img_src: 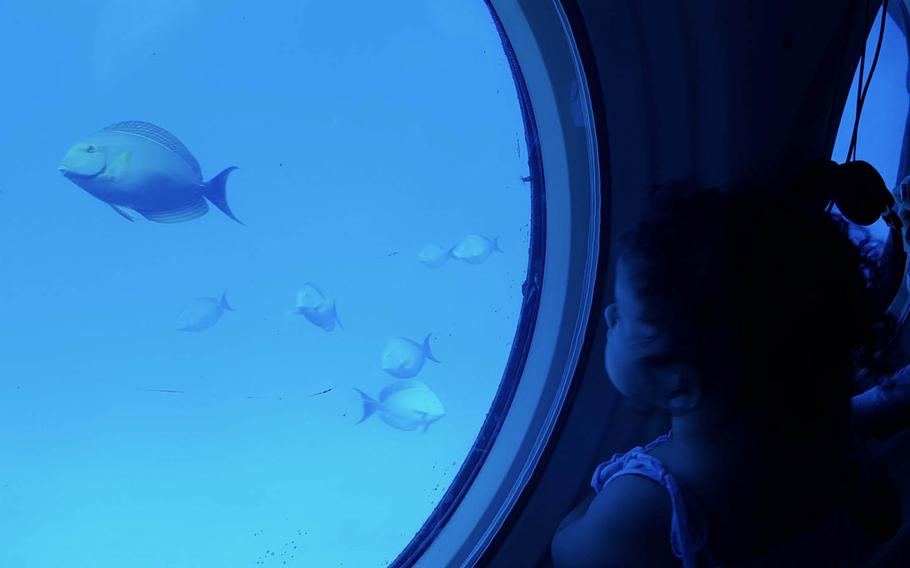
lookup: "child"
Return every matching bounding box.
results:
[551,181,899,567]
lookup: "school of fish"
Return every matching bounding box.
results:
[59,120,513,433]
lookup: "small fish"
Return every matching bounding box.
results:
[310,388,333,397]
[380,334,440,379]
[418,243,452,268]
[177,291,233,332]
[520,175,532,183]
[451,234,502,265]
[139,388,185,394]
[353,380,445,432]
[59,121,242,224]
[292,283,343,331]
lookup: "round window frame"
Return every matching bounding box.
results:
[390,1,602,566]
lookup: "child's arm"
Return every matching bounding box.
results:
[551,476,675,567]
[852,363,910,439]
[555,493,595,533]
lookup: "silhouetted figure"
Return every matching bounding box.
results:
[552,180,901,567]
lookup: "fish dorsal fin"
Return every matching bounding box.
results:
[302,282,325,298]
[104,121,202,178]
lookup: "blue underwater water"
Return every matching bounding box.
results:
[0,2,530,566]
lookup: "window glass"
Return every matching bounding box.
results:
[832,5,909,246]
[0,2,532,566]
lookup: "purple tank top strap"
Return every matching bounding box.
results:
[591,432,709,568]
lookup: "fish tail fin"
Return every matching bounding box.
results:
[219,291,234,311]
[493,236,503,252]
[423,333,440,363]
[353,388,378,423]
[333,301,345,331]
[203,166,243,225]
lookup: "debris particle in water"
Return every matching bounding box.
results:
[139,388,185,394]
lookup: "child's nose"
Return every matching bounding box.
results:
[604,304,617,329]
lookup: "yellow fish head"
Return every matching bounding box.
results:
[59,142,107,178]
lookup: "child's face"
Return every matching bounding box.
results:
[604,260,675,407]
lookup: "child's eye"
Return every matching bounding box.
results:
[86,145,96,153]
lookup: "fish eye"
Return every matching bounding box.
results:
[85,145,96,153]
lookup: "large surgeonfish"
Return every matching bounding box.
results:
[354,380,445,433]
[177,291,233,332]
[59,121,242,224]
[380,334,440,379]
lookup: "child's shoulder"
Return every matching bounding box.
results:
[552,474,677,567]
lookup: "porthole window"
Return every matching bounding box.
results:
[832,3,909,245]
[1,2,541,566]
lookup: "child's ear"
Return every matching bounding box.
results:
[656,366,702,415]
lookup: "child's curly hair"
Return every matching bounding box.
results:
[617,180,894,437]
